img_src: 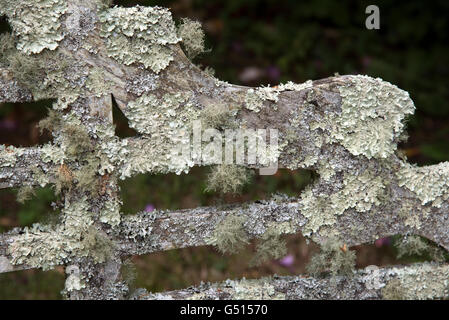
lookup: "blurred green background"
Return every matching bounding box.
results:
[0,0,448,299]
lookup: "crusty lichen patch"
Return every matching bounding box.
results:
[0,0,67,54]
[188,277,286,300]
[98,6,181,73]
[397,162,449,208]
[390,263,449,299]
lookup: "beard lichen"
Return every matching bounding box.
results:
[209,214,249,254]
[306,239,356,278]
[16,185,36,204]
[205,164,253,194]
[177,18,206,60]
[250,224,288,267]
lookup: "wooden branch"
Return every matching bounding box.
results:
[131,263,449,300]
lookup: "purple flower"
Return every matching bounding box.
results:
[375,237,391,248]
[278,254,294,267]
[145,204,155,212]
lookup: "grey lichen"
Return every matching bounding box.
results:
[98,6,181,73]
[0,0,67,54]
[177,18,206,60]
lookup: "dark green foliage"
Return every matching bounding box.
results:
[306,239,356,277]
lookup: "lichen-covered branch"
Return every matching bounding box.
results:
[132,263,449,300]
[115,185,449,258]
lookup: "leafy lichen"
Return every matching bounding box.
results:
[397,162,449,208]
[0,0,67,54]
[300,169,385,237]
[98,6,181,73]
[329,75,415,159]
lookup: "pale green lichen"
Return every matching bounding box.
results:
[397,162,449,208]
[0,0,67,54]
[86,67,113,97]
[381,279,405,300]
[327,75,415,159]
[5,49,83,100]
[300,169,385,237]
[112,92,201,177]
[395,235,447,262]
[188,277,286,300]
[209,214,249,254]
[98,6,181,73]
[177,18,205,59]
[99,197,122,227]
[200,103,238,129]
